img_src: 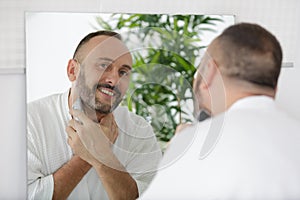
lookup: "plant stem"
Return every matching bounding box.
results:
[177,96,182,124]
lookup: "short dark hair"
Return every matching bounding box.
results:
[216,23,282,89]
[72,30,122,61]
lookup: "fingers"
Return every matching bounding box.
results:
[71,109,90,125]
[66,125,76,145]
[68,118,83,130]
[66,118,84,143]
[66,121,86,153]
[175,123,192,134]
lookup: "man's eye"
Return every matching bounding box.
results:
[119,70,130,77]
[100,63,108,68]
[98,63,110,69]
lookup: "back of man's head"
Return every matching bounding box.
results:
[213,23,282,90]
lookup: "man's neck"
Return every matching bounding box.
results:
[224,82,276,113]
[210,79,276,116]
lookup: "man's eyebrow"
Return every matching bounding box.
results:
[97,57,113,62]
[122,64,132,70]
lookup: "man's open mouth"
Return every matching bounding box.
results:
[99,88,115,97]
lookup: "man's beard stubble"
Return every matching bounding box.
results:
[75,69,123,115]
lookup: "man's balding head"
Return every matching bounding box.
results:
[209,23,282,89]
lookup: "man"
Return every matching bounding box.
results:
[27,31,162,199]
[141,23,300,199]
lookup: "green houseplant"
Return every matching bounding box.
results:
[93,14,222,145]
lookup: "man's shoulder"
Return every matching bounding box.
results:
[28,93,59,105]
[27,92,65,116]
[114,106,149,124]
[113,106,153,136]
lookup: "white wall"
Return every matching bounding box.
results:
[1,0,299,198]
[0,71,26,199]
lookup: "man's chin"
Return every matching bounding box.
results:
[95,106,112,114]
[95,103,120,114]
[93,98,122,114]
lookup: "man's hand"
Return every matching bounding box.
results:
[66,122,97,165]
[66,110,138,199]
[175,123,192,134]
[66,110,120,169]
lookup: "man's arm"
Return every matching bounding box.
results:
[92,156,138,200]
[27,136,91,200]
[52,156,91,200]
[66,111,139,199]
[65,137,138,200]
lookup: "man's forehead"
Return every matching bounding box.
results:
[81,35,131,61]
[88,35,126,48]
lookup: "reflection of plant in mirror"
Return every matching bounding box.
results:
[93,14,223,143]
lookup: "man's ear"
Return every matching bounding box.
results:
[67,59,79,81]
[200,59,217,90]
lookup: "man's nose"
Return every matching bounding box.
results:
[102,68,119,85]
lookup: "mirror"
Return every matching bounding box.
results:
[26,12,234,143]
[25,12,234,199]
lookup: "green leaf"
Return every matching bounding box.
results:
[95,17,112,30]
[93,13,224,143]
